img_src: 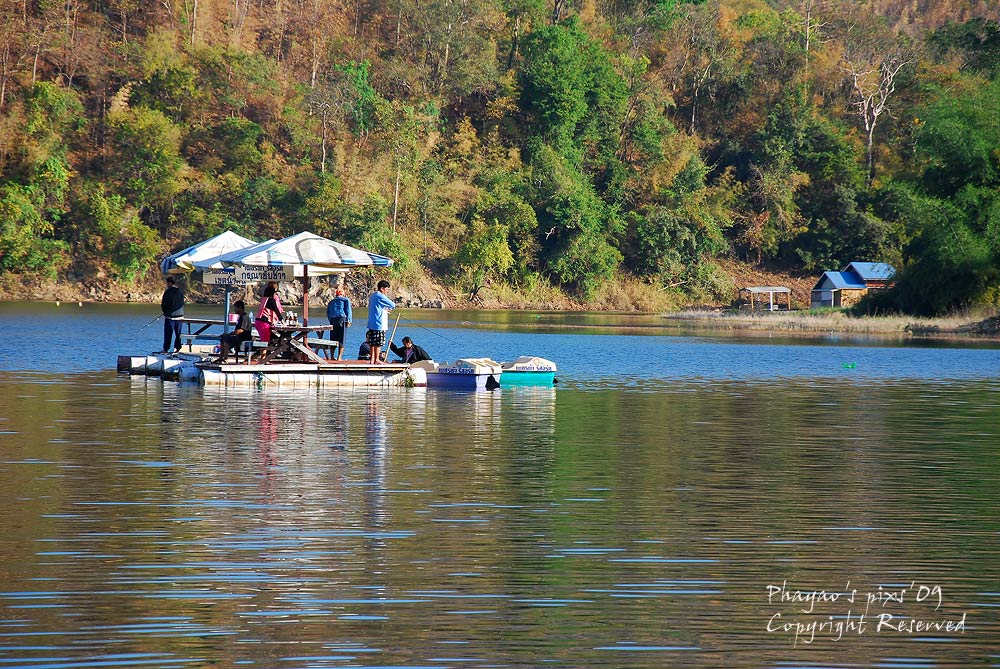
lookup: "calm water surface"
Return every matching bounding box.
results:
[0,302,998,668]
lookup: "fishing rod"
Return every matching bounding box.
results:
[135,315,161,333]
[382,314,401,362]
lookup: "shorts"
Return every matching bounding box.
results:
[366,329,386,347]
[328,317,347,345]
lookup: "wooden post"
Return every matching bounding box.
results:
[223,285,232,333]
[302,265,310,327]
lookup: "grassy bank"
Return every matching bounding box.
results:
[667,309,1000,340]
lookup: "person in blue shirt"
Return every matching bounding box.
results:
[366,279,395,364]
[325,288,352,361]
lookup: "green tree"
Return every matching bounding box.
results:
[914,79,1000,199]
[929,18,1000,76]
[471,167,539,283]
[748,91,890,269]
[456,218,515,298]
[866,79,1000,315]
[69,182,161,283]
[624,153,732,296]
[519,21,590,150]
[105,104,186,222]
[0,183,70,275]
[130,28,199,121]
[0,82,82,275]
[528,143,622,296]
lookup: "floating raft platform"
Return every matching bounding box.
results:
[119,353,424,388]
[199,360,424,388]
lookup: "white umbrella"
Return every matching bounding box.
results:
[193,238,279,273]
[159,230,258,274]
[213,231,394,326]
[215,231,393,272]
[159,230,261,333]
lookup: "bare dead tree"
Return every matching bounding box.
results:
[800,0,829,57]
[843,53,909,184]
[678,3,732,135]
[833,5,915,184]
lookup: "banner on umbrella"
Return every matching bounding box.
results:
[202,266,294,285]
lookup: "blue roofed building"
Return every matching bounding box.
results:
[810,262,896,308]
[843,262,896,288]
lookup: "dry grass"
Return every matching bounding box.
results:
[588,276,681,312]
[477,280,577,310]
[461,275,681,312]
[666,309,1000,338]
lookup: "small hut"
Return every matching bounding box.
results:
[810,262,895,308]
[739,286,792,311]
[844,262,896,289]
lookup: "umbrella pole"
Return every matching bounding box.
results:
[303,265,309,327]
[223,286,232,333]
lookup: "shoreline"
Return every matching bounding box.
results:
[664,310,1000,342]
[5,295,998,344]
[4,271,998,343]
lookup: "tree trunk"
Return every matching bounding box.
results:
[31,42,40,84]
[866,126,875,185]
[392,165,401,233]
[320,114,328,174]
[190,0,198,45]
[551,0,565,24]
[0,43,8,111]
[310,36,319,87]
[439,22,451,92]
[506,14,520,70]
[396,0,402,47]
[689,86,698,134]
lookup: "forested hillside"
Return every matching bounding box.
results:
[1,0,998,314]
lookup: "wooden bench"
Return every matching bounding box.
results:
[179,334,221,352]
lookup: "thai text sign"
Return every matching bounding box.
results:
[202,266,294,285]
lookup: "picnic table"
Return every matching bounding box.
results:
[257,323,338,364]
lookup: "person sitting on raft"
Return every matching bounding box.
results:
[389,336,431,364]
[214,300,253,363]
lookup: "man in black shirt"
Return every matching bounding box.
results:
[160,277,185,353]
[215,300,253,363]
[389,336,431,364]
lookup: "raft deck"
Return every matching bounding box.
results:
[198,359,425,388]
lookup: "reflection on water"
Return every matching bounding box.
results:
[1,370,998,668]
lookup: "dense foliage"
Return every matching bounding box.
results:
[0,0,997,312]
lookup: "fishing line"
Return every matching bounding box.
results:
[395,314,463,346]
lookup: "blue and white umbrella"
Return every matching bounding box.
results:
[206,231,394,326]
[159,230,258,274]
[209,231,393,273]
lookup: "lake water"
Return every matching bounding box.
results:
[1,302,998,668]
